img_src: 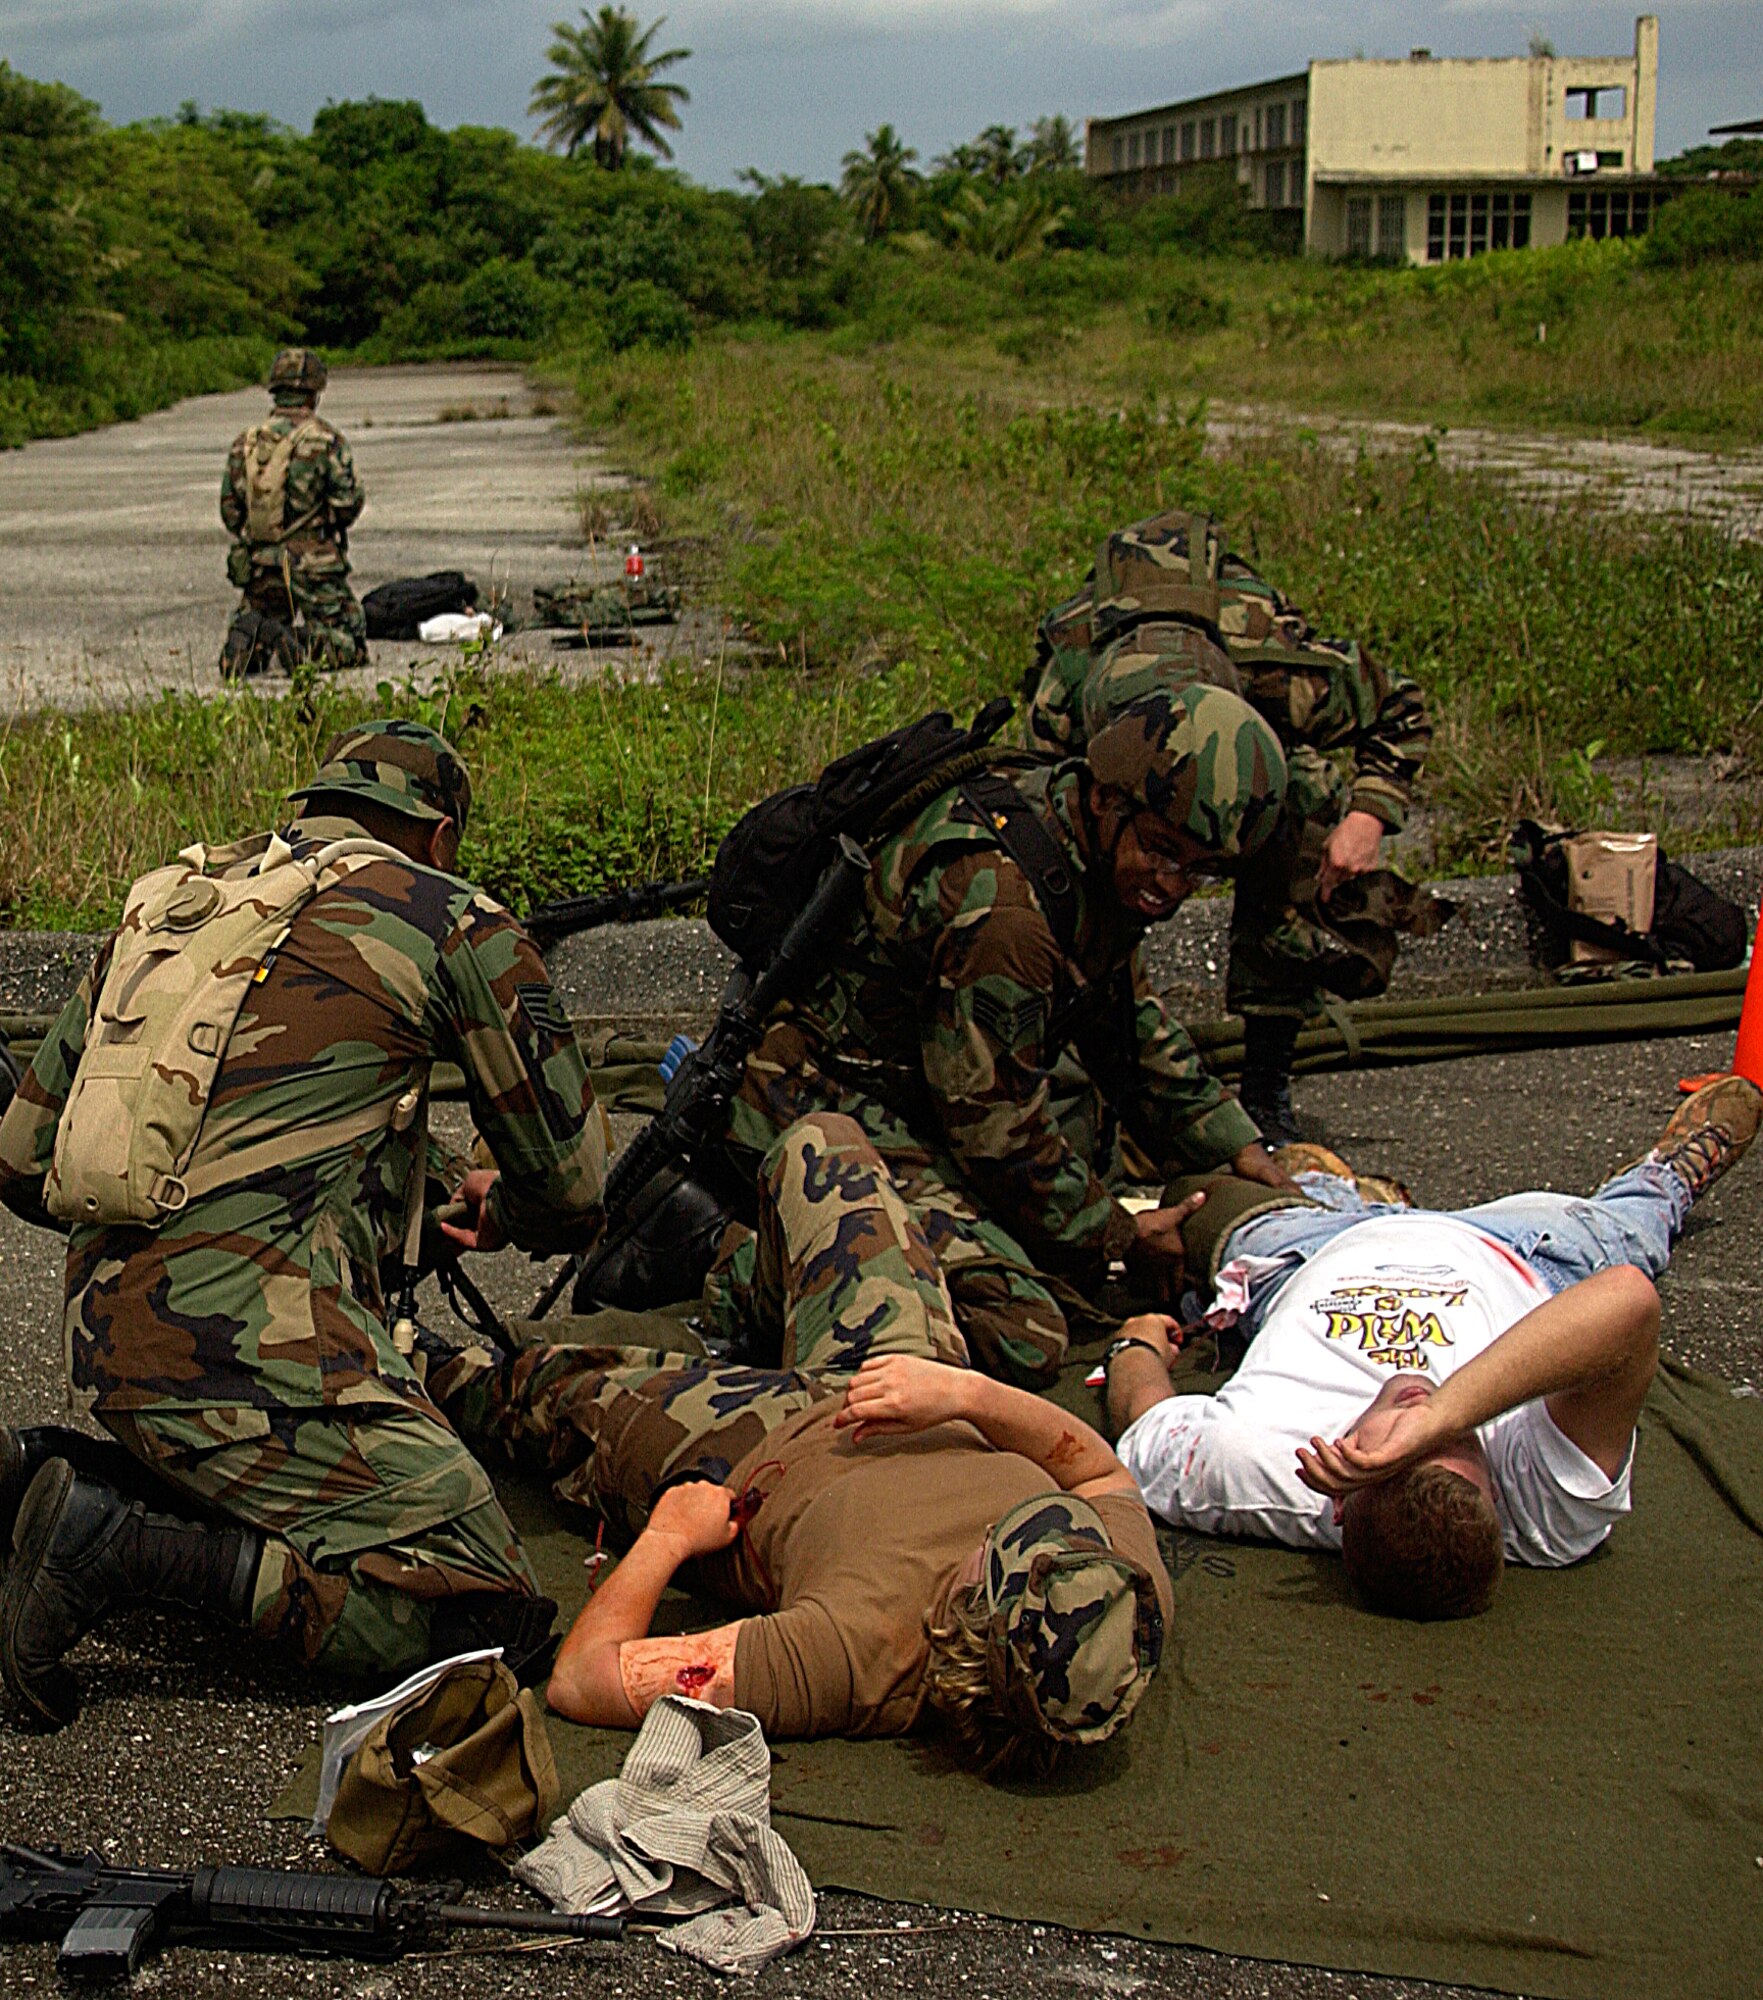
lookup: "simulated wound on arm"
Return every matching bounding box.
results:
[617,1624,741,1719]
[440,902,606,1253]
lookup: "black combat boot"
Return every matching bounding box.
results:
[430,1590,561,1688]
[0,1461,260,1729]
[0,1425,184,1552]
[1238,1014,1303,1148]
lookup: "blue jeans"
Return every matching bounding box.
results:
[1222,1162,1690,1336]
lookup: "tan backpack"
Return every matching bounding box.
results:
[240,416,325,544]
[48,834,410,1229]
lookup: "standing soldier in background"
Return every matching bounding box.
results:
[219,347,368,677]
[0,722,607,1727]
[1027,510,1442,1145]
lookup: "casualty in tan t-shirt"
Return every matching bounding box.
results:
[619,1401,1173,1740]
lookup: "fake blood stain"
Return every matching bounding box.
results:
[675,1662,717,1694]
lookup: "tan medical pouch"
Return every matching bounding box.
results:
[47,834,407,1228]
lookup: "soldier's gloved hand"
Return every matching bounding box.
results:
[1318,809,1386,901]
[439,1167,506,1254]
[1230,1141,1298,1193]
[1124,1190,1209,1303]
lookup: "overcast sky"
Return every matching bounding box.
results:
[3,2,1756,184]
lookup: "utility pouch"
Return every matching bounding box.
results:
[47,834,410,1228]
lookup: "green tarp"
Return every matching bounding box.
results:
[276,1341,1763,2000]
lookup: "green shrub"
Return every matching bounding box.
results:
[1646,187,1763,268]
[605,279,694,352]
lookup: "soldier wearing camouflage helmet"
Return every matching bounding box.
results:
[416,1105,1170,1772]
[1028,507,1441,1143]
[0,719,606,1727]
[716,685,1295,1390]
[219,347,369,678]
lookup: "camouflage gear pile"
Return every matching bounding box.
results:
[268,346,329,402]
[983,1493,1164,1746]
[287,718,474,831]
[1084,686,1287,863]
[1029,506,1437,1021]
[723,763,1261,1382]
[221,391,367,673]
[0,800,606,1672]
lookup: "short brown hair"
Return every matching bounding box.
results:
[922,1586,1061,1781]
[1341,1465,1503,1620]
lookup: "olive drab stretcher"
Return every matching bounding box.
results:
[47,835,412,1228]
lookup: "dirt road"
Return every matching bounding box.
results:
[0,364,625,714]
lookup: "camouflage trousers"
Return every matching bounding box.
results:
[430,1112,969,1538]
[104,1400,536,1676]
[728,1021,1073,1385]
[231,559,368,671]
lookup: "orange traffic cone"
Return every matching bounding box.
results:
[1684,898,1763,1093]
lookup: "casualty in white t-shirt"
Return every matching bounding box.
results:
[1115,1214,1634,1566]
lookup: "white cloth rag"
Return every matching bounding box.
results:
[514,1696,815,1977]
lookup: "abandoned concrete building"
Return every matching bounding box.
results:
[1086,15,1670,262]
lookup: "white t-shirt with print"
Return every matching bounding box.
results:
[1115,1213,1633,1567]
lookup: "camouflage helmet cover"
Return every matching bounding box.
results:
[287,718,472,832]
[268,347,328,401]
[1079,620,1241,747]
[981,1494,1164,1746]
[1085,685,1286,865]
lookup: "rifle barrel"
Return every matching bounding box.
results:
[436,1906,624,1940]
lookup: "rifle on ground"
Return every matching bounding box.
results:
[524,877,708,951]
[530,835,871,1319]
[0,1842,622,1982]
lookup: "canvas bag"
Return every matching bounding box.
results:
[47,833,410,1228]
[327,1655,559,1874]
[241,415,326,543]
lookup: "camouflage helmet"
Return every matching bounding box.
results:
[268,347,328,402]
[981,1494,1164,1747]
[287,718,472,832]
[1085,685,1286,864]
[1080,621,1241,747]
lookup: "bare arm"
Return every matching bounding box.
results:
[835,1355,1134,1499]
[1299,1265,1660,1494]
[1102,1314,1184,1438]
[546,1481,740,1726]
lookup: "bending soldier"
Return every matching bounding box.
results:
[427,1109,1170,1776]
[1027,509,1439,1142]
[219,347,368,677]
[0,721,606,1727]
[719,685,1296,1388]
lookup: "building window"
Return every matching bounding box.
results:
[1265,101,1286,149]
[1426,191,1531,261]
[1181,120,1196,162]
[1346,196,1373,256]
[1565,84,1627,120]
[1376,194,1406,258]
[1253,106,1262,150]
[1199,116,1216,159]
[1159,125,1174,165]
[1128,131,1142,169]
[1264,160,1286,207]
[1291,99,1307,148]
[1596,150,1625,169]
[1221,113,1238,154]
[1112,136,1125,173]
[1568,187,1655,240]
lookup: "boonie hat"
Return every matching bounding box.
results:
[1085,685,1286,865]
[288,718,472,832]
[981,1493,1164,1746]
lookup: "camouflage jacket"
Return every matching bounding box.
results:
[0,815,604,1419]
[733,765,1258,1266]
[220,408,365,574]
[1029,510,1432,832]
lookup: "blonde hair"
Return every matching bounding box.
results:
[921,1585,1061,1781]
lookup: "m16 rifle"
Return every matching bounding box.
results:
[0,1842,622,1982]
[524,876,708,951]
[530,835,871,1320]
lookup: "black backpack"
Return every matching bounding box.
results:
[707,698,1020,970]
[362,571,479,640]
[1511,821,1748,974]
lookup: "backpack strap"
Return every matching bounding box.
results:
[958,772,1080,956]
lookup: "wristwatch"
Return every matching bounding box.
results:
[1104,1335,1165,1370]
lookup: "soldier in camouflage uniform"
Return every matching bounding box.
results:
[0,721,606,1727]
[1027,508,1439,1143]
[219,348,368,677]
[718,685,1294,1389]
[424,1108,1170,1766]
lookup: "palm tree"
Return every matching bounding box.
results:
[529,7,690,169]
[840,124,921,241]
[1026,114,1081,174]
